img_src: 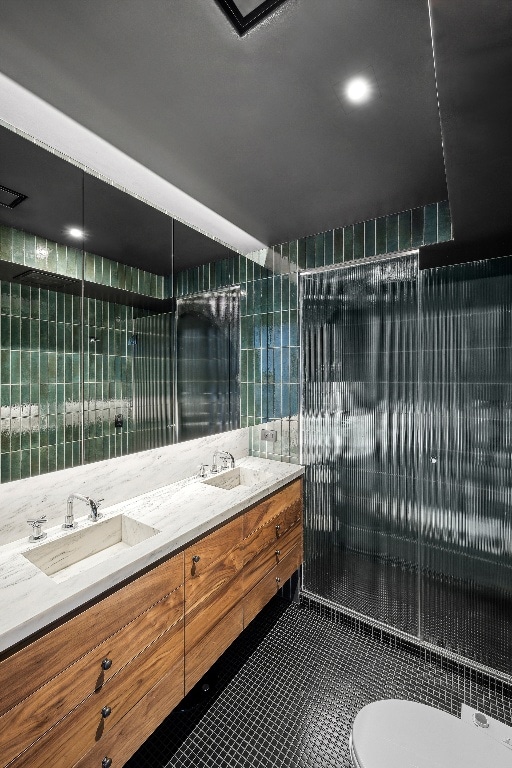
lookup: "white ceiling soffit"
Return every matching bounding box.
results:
[0,71,266,255]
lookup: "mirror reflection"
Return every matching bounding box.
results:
[176,286,240,442]
[0,124,242,484]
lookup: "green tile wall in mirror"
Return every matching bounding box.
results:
[0,125,243,483]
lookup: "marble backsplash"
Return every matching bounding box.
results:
[0,428,250,546]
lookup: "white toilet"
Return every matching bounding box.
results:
[350,699,512,768]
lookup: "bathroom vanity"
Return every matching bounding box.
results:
[0,458,303,768]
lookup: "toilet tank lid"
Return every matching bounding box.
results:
[351,699,511,768]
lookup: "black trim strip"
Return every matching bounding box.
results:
[0,183,27,209]
[214,0,290,35]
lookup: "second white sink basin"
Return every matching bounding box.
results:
[22,515,160,583]
[202,466,262,490]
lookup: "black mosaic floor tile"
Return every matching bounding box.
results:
[125,597,512,768]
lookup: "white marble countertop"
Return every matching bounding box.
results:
[0,457,303,655]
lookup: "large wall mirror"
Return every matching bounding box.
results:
[0,124,242,484]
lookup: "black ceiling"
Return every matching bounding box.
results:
[429,0,512,245]
[0,1,510,249]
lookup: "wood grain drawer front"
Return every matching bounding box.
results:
[244,522,302,596]
[71,652,185,768]
[0,551,184,719]
[0,585,183,768]
[185,515,243,612]
[185,602,243,695]
[8,617,184,768]
[185,517,243,611]
[242,479,302,539]
[243,540,303,628]
[185,569,244,654]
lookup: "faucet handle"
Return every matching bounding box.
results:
[198,464,209,478]
[27,515,47,542]
[27,515,47,525]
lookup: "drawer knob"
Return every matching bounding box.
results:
[276,577,281,583]
[192,555,200,563]
[275,550,281,556]
[102,759,113,768]
[275,524,281,531]
[101,705,112,719]
[101,658,112,671]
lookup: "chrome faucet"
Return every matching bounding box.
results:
[64,493,103,528]
[211,450,235,473]
[27,515,47,542]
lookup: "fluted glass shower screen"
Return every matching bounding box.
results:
[301,252,512,674]
[301,254,420,636]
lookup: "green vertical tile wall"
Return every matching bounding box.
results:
[83,298,144,465]
[0,223,166,483]
[0,282,82,481]
[0,280,153,481]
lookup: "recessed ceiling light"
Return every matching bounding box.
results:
[336,67,381,113]
[68,227,83,238]
[345,76,372,104]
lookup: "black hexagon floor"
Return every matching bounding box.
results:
[125,597,512,768]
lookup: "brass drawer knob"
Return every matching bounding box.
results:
[192,555,200,563]
[101,658,112,671]
[101,705,112,719]
[102,759,113,768]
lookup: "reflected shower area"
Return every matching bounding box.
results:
[133,313,174,451]
[176,287,240,442]
[301,252,512,674]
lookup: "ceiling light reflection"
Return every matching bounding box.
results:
[345,76,372,104]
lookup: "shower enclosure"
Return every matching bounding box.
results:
[301,251,512,675]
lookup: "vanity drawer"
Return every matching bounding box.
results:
[185,569,244,654]
[71,651,185,768]
[0,585,183,767]
[244,522,302,595]
[9,617,184,768]
[243,541,303,628]
[185,602,243,694]
[185,515,243,612]
[0,551,184,718]
[242,479,302,539]
[243,512,283,566]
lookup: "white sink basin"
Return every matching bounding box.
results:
[22,515,160,583]
[202,466,262,490]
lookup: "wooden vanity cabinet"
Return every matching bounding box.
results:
[0,476,303,768]
[0,553,184,768]
[242,478,303,627]
[184,515,244,694]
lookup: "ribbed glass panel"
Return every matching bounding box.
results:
[419,256,512,673]
[176,287,240,442]
[133,312,174,451]
[301,254,419,633]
